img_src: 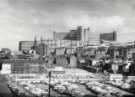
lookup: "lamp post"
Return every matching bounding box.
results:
[48,71,51,97]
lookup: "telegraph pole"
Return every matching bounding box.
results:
[48,71,51,97]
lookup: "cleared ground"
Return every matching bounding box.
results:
[0,75,14,97]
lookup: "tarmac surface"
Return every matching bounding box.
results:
[0,74,14,97]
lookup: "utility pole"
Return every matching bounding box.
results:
[48,71,51,97]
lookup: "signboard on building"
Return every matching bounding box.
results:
[52,67,65,74]
[56,48,65,55]
[66,48,74,54]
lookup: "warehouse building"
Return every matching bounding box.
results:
[19,41,35,51]
[100,30,117,43]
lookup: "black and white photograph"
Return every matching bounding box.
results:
[0,0,135,97]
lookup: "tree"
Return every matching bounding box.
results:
[0,48,12,59]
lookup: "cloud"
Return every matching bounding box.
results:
[0,0,135,50]
[64,12,125,33]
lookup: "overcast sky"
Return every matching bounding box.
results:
[0,0,135,50]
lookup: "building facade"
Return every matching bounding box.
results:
[100,31,117,43]
[19,41,35,51]
[53,26,89,42]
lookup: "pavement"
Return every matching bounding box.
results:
[0,74,14,97]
